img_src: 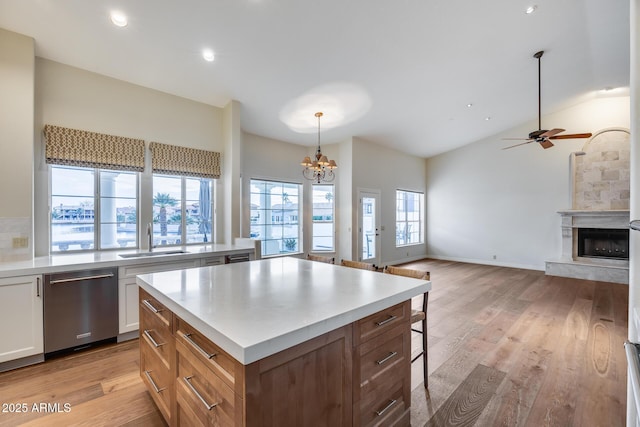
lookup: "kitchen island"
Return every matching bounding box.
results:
[137,257,431,426]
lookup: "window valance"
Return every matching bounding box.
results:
[44,124,145,172]
[149,142,221,179]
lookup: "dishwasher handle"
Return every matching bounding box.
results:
[49,273,115,285]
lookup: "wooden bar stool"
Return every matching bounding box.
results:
[384,265,430,390]
[306,254,335,264]
[340,259,378,271]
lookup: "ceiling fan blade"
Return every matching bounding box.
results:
[548,132,593,140]
[539,140,554,149]
[502,140,534,150]
[502,137,533,140]
[540,128,565,138]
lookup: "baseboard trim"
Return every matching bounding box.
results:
[423,255,544,271]
[0,353,44,373]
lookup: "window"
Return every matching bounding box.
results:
[250,179,301,256]
[312,184,334,252]
[51,165,138,252]
[152,175,213,246]
[396,190,424,246]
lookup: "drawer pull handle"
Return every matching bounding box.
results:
[144,370,165,393]
[375,315,397,327]
[376,351,398,365]
[183,376,219,410]
[375,399,397,417]
[183,333,217,359]
[143,329,164,348]
[142,299,163,314]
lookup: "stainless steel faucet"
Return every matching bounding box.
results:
[146,223,153,252]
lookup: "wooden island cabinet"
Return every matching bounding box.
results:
[137,258,429,426]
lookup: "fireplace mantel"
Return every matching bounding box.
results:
[546,209,629,284]
[558,209,629,223]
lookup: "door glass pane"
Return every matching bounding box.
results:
[362,196,376,260]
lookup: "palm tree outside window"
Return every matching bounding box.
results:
[152,174,214,246]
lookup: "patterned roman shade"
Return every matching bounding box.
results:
[149,142,221,179]
[44,124,145,172]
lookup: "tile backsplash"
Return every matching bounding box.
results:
[0,217,32,262]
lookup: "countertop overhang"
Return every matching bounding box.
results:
[136,257,431,365]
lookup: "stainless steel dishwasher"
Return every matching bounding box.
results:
[43,267,118,356]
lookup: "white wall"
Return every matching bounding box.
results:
[426,96,630,270]
[35,59,223,148]
[33,58,225,255]
[351,137,428,265]
[0,28,34,261]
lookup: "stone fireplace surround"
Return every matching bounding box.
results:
[545,210,629,284]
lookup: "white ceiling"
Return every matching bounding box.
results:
[0,0,630,158]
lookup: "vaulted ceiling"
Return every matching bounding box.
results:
[0,0,630,157]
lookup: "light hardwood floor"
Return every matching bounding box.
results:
[0,260,628,426]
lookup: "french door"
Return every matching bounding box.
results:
[358,189,381,265]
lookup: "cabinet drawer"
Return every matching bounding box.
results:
[358,379,408,427]
[141,338,173,422]
[359,326,408,386]
[176,340,241,427]
[139,288,173,330]
[175,317,243,392]
[356,301,409,344]
[140,303,174,370]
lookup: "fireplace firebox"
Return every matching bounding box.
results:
[577,228,629,260]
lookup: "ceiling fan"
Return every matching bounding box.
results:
[502,50,592,150]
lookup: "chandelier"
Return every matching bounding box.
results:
[301,112,337,183]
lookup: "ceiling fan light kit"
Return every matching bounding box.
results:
[502,50,592,150]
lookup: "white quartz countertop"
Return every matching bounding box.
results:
[136,257,431,365]
[0,243,254,278]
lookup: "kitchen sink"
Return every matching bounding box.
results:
[119,250,189,258]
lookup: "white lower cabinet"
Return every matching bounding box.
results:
[118,259,201,334]
[0,275,43,363]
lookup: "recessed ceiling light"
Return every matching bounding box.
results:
[485,117,491,121]
[525,5,537,14]
[110,11,128,27]
[467,103,473,108]
[202,49,215,62]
